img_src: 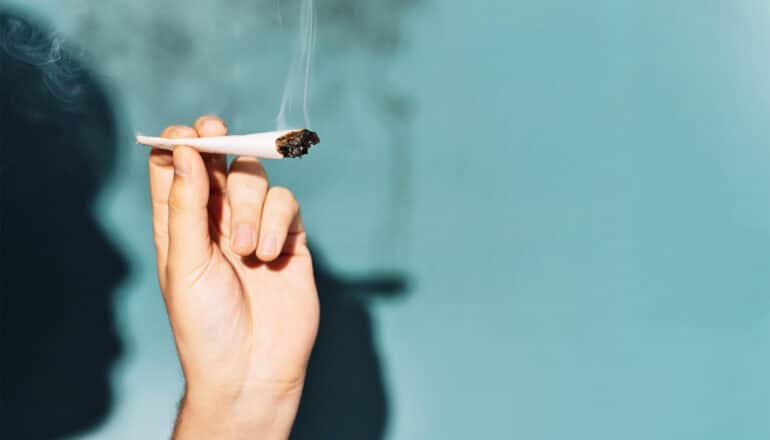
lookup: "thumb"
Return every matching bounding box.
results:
[167,145,212,282]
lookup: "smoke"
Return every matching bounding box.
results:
[275,0,316,130]
[0,13,86,106]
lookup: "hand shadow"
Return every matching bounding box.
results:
[0,10,127,439]
[291,245,409,440]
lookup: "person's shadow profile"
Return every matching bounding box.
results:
[0,9,127,439]
[0,9,408,440]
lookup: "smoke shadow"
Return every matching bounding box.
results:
[0,9,127,440]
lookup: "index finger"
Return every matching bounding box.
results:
[149,124,198,291]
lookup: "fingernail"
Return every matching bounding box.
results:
[260,235,277,257]
[235,224,255,251]
[173,150,191,176]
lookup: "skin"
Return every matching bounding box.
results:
[148,115,320,439]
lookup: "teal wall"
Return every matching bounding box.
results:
[6,1,769,438]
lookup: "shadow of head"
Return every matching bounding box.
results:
[291,245,410,440]
[0,10,127,439]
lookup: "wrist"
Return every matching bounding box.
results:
[174,381,304,439]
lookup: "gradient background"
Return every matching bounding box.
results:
[2,1,769,439]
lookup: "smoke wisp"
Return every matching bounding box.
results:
[0,13,85,105]
[275,0,316,130]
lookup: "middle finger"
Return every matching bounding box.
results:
[226,157,269,256]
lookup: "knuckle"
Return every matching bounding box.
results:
[230,156,264,171]
[270,186,298,207]
[229,176,268,197]
[161,125,196,139]
[167,190,191,211]
[148,149,172,167]
[228,161,268,191]
[231,202,261,220]
[167,197,185,213]
[195,115,227,133]
[152,235,168,256]
[269,206,297,227]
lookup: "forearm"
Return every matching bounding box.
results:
[173,386,303,440]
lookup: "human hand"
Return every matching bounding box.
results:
[148,115,319,439]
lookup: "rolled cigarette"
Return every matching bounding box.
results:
[136,129,320,159]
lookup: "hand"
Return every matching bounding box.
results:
[148,115,319,439]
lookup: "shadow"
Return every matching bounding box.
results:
[278,4,420,435]
[0,6,412,439]
[291,246,409,440]
[0,10,127,439]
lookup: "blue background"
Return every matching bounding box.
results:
[4,1,769,438]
